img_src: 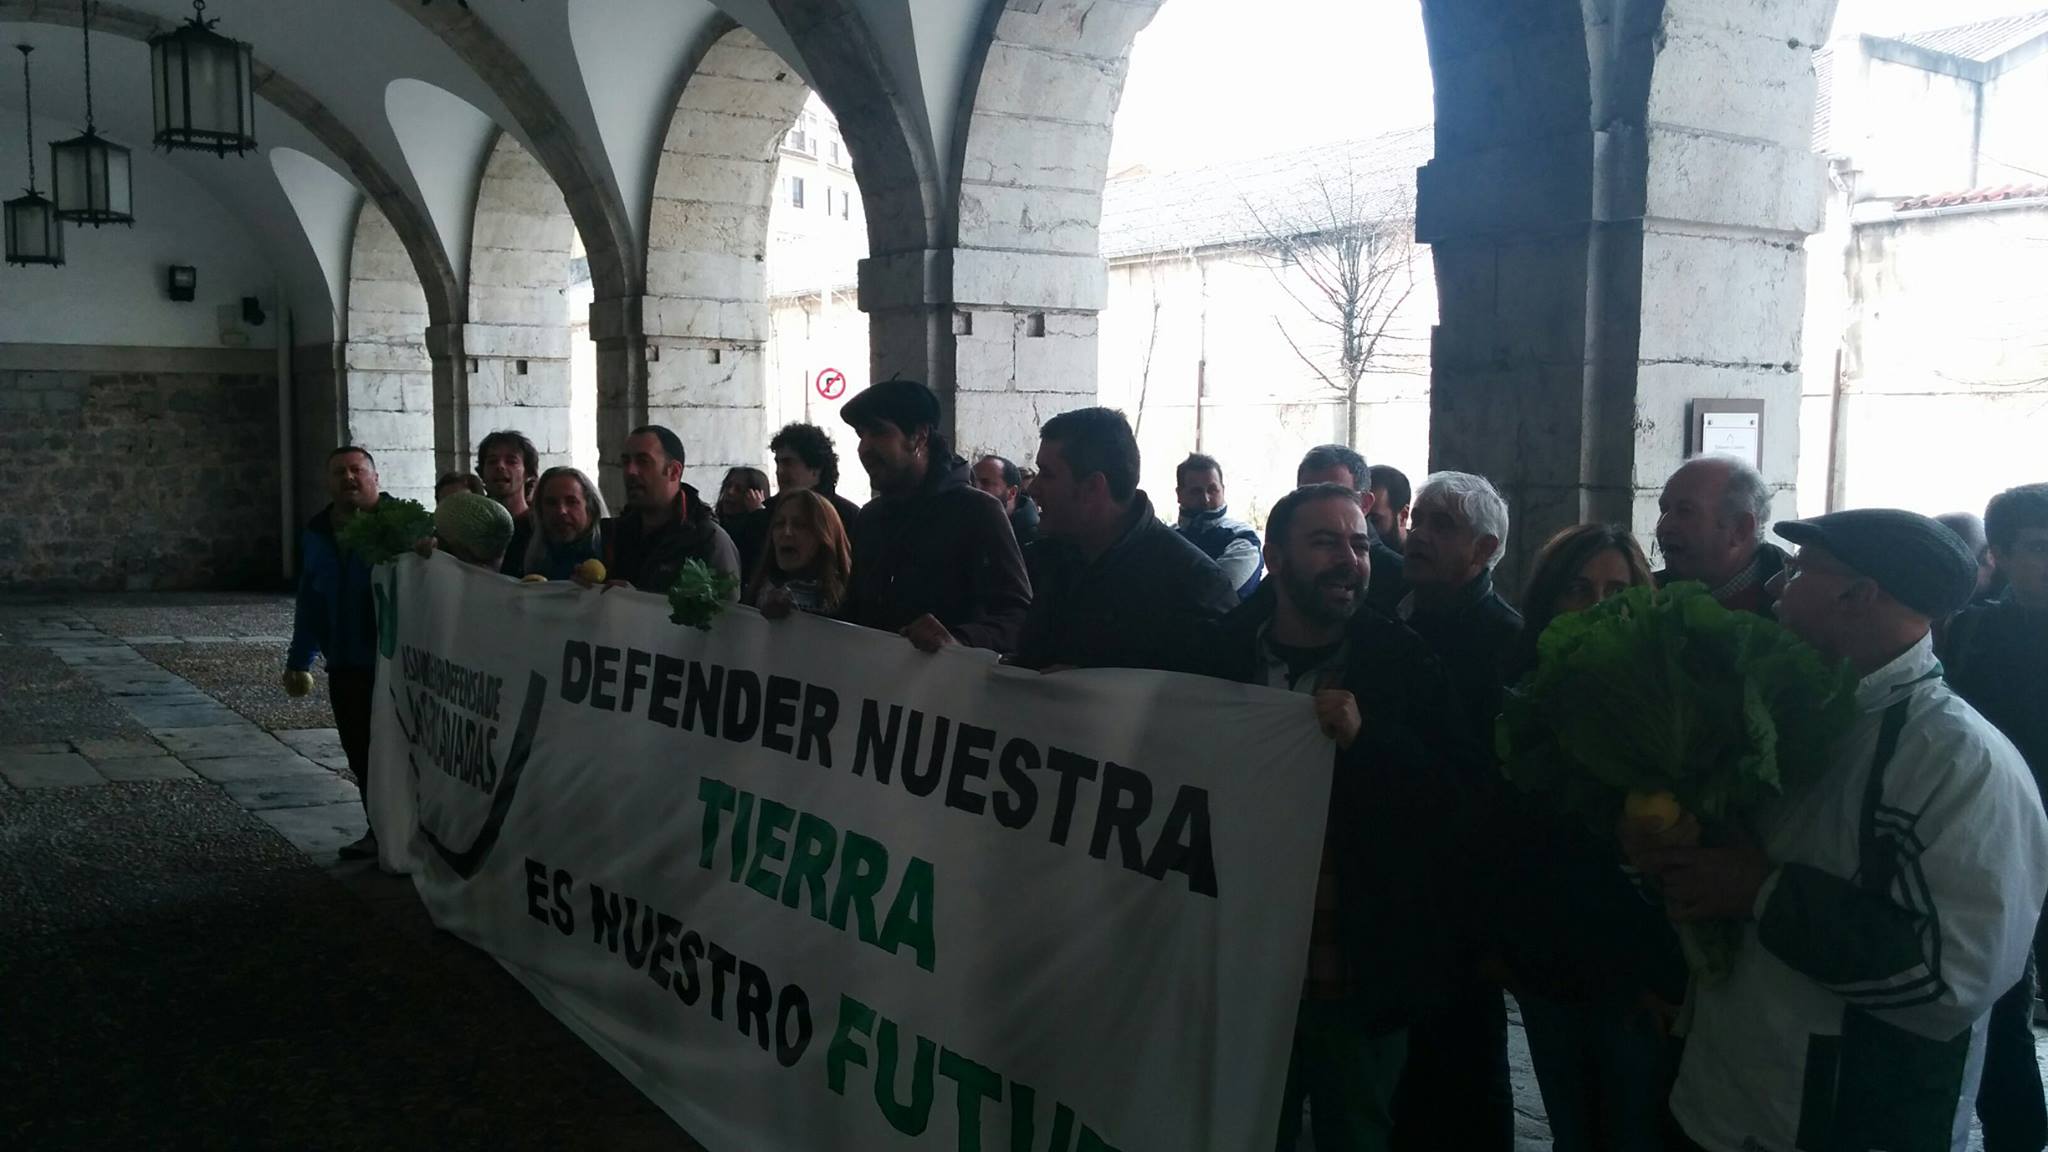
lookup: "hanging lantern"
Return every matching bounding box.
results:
[6,45,64,268]
[52,3,134,226]
[149,0,256,157]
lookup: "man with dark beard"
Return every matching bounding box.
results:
[1189,483,1481,1152]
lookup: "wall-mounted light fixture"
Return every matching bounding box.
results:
[52,3,134,227]
[167,264,197,301]
[5,45,64,268]
[149,1,256,157]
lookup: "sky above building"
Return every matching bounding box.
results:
[1108,0,2048,173]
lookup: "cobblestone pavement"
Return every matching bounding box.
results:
[2,594,2030,1150]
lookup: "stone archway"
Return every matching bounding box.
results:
[635,25,814,498]
[467,131,580,473]
[344,201,437,504]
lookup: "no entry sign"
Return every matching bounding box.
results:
[815,368,847,400]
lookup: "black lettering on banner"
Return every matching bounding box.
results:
[994,739,1040,830]
[723,670,763,744]
[551,868,576,934]
[1045,748,1100,847]
[1089,762,1151,871]
[591,645,622,711]
[902,714,948,798]
[737,961,774,1052]
[776,985,813,1068]
[1146,786,1219,898]
[684,662,723,737]
[761,675,801,755]
[525,858,551,925]
[798,684,838,767]
[674,931,704,1005]
[897,711,927,791]
[708,943,738,1021]
[854,700,900,783]
[621,648,653,714]
[649,654,685,727]
[622,897,654,969]
[553,647,599,712]
[591,884,624,951]
[648,912,682,990]
[945,723,996,816]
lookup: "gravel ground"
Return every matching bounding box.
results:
[133,641,337,733]
[0,645,147,744]
[68,593,297,640]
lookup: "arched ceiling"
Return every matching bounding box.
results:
[2,0,998,339]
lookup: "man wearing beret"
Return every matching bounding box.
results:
[839,380,1032,654]
[1629,509,2048,1152]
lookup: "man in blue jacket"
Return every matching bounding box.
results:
[284,446,387,860]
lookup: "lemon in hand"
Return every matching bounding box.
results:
[282,670,315,698]
[573,558,607,584]
[1624,790,1682,833]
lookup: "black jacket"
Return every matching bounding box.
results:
[1947,598,2048,793]
[847,457,1032,652]
[601,485,742,595]
[499,516,536,579]
[1189,596,1488,1031]
[1013,492,1238,671]
[1009,495,1040,548]
[1367,541,1408,616]
[1399,569,1523,744]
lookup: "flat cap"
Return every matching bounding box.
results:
[1775,508,1978,619]
[840,379,939,433]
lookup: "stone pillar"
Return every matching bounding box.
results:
[1418,0,1829,583]
[468,132,579,472]
[590,294,647,508]
[424,322,470,483]
[857,246,1103,458]
[343,202,439,504]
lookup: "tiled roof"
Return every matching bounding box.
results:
[1099,125,1433,260]
[1894,183,2048,211]
[1893,9,2048,63]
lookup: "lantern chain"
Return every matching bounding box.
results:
[17,44,33,191]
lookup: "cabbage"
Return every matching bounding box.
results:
[335,497,436,564]
[667,559,740,631]
[1497,581,1859,981]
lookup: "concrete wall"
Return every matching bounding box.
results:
[1980,52,2048,190]
[1092,245,1435,525]
[1823,203,2048,517]
[1848,55,1980,199]
[468,133,579,473]
[0,346,282,591]
[343,201,437,503]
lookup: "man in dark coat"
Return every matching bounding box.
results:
[1296,444,1407,615]
[597,425,741,595]
[1011,409,1236,671]
[972,454,1040,547]
[1173,451,1264,601]
[1388,469,1523,1152]
[1188,482,1484,1151]
[1654,455,1787,616]
[1951,483,2048,1152]
[841,381,1032,653]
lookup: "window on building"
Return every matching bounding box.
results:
[830,141,841,166]
[790,123,808,153]
[842,192,850,220]
[791,176,805,209]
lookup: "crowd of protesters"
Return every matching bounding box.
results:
[288,375,2048,1152]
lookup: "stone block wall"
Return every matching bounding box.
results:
[0,349,282,591]
[346,202,437,503]
[468,133,578,473]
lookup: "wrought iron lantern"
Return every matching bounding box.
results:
[5,45,64,268]
[52,3,134,226]
[149,0,256,157]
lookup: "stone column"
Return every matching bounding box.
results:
[589,294,647,508]
[424,322,470,482]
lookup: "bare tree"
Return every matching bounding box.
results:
[1243,165,1419,446]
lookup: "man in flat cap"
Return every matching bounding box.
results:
[1630,509,2048,1152]
[839,379,1032,654]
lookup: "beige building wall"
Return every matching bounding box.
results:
[1091,245,1437,527]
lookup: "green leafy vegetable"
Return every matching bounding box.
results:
[334,498,436,565]
[1497,582,1859,982]
[667,559,740,631]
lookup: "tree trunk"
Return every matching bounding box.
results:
[1344,375,1361,447]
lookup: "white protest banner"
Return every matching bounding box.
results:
[368,553,1332,1151]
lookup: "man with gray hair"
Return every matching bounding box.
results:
[1654,455,1786,616]
[1388,469,1522,1152]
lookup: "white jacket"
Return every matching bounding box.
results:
[1672,635,2048,1152]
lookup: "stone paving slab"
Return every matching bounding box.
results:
[251,801,367,859]
[130,702,248,729]
[182,753,329,785]
[0,752,107,789]
[222,773,361,811]
[152,726,291,761]
[93,756,198,783]
[275,728,344,760]
[72,738,165,761]
[5,742,73,755]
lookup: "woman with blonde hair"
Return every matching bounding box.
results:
[749,489,852,618]
[524,467,609,581]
